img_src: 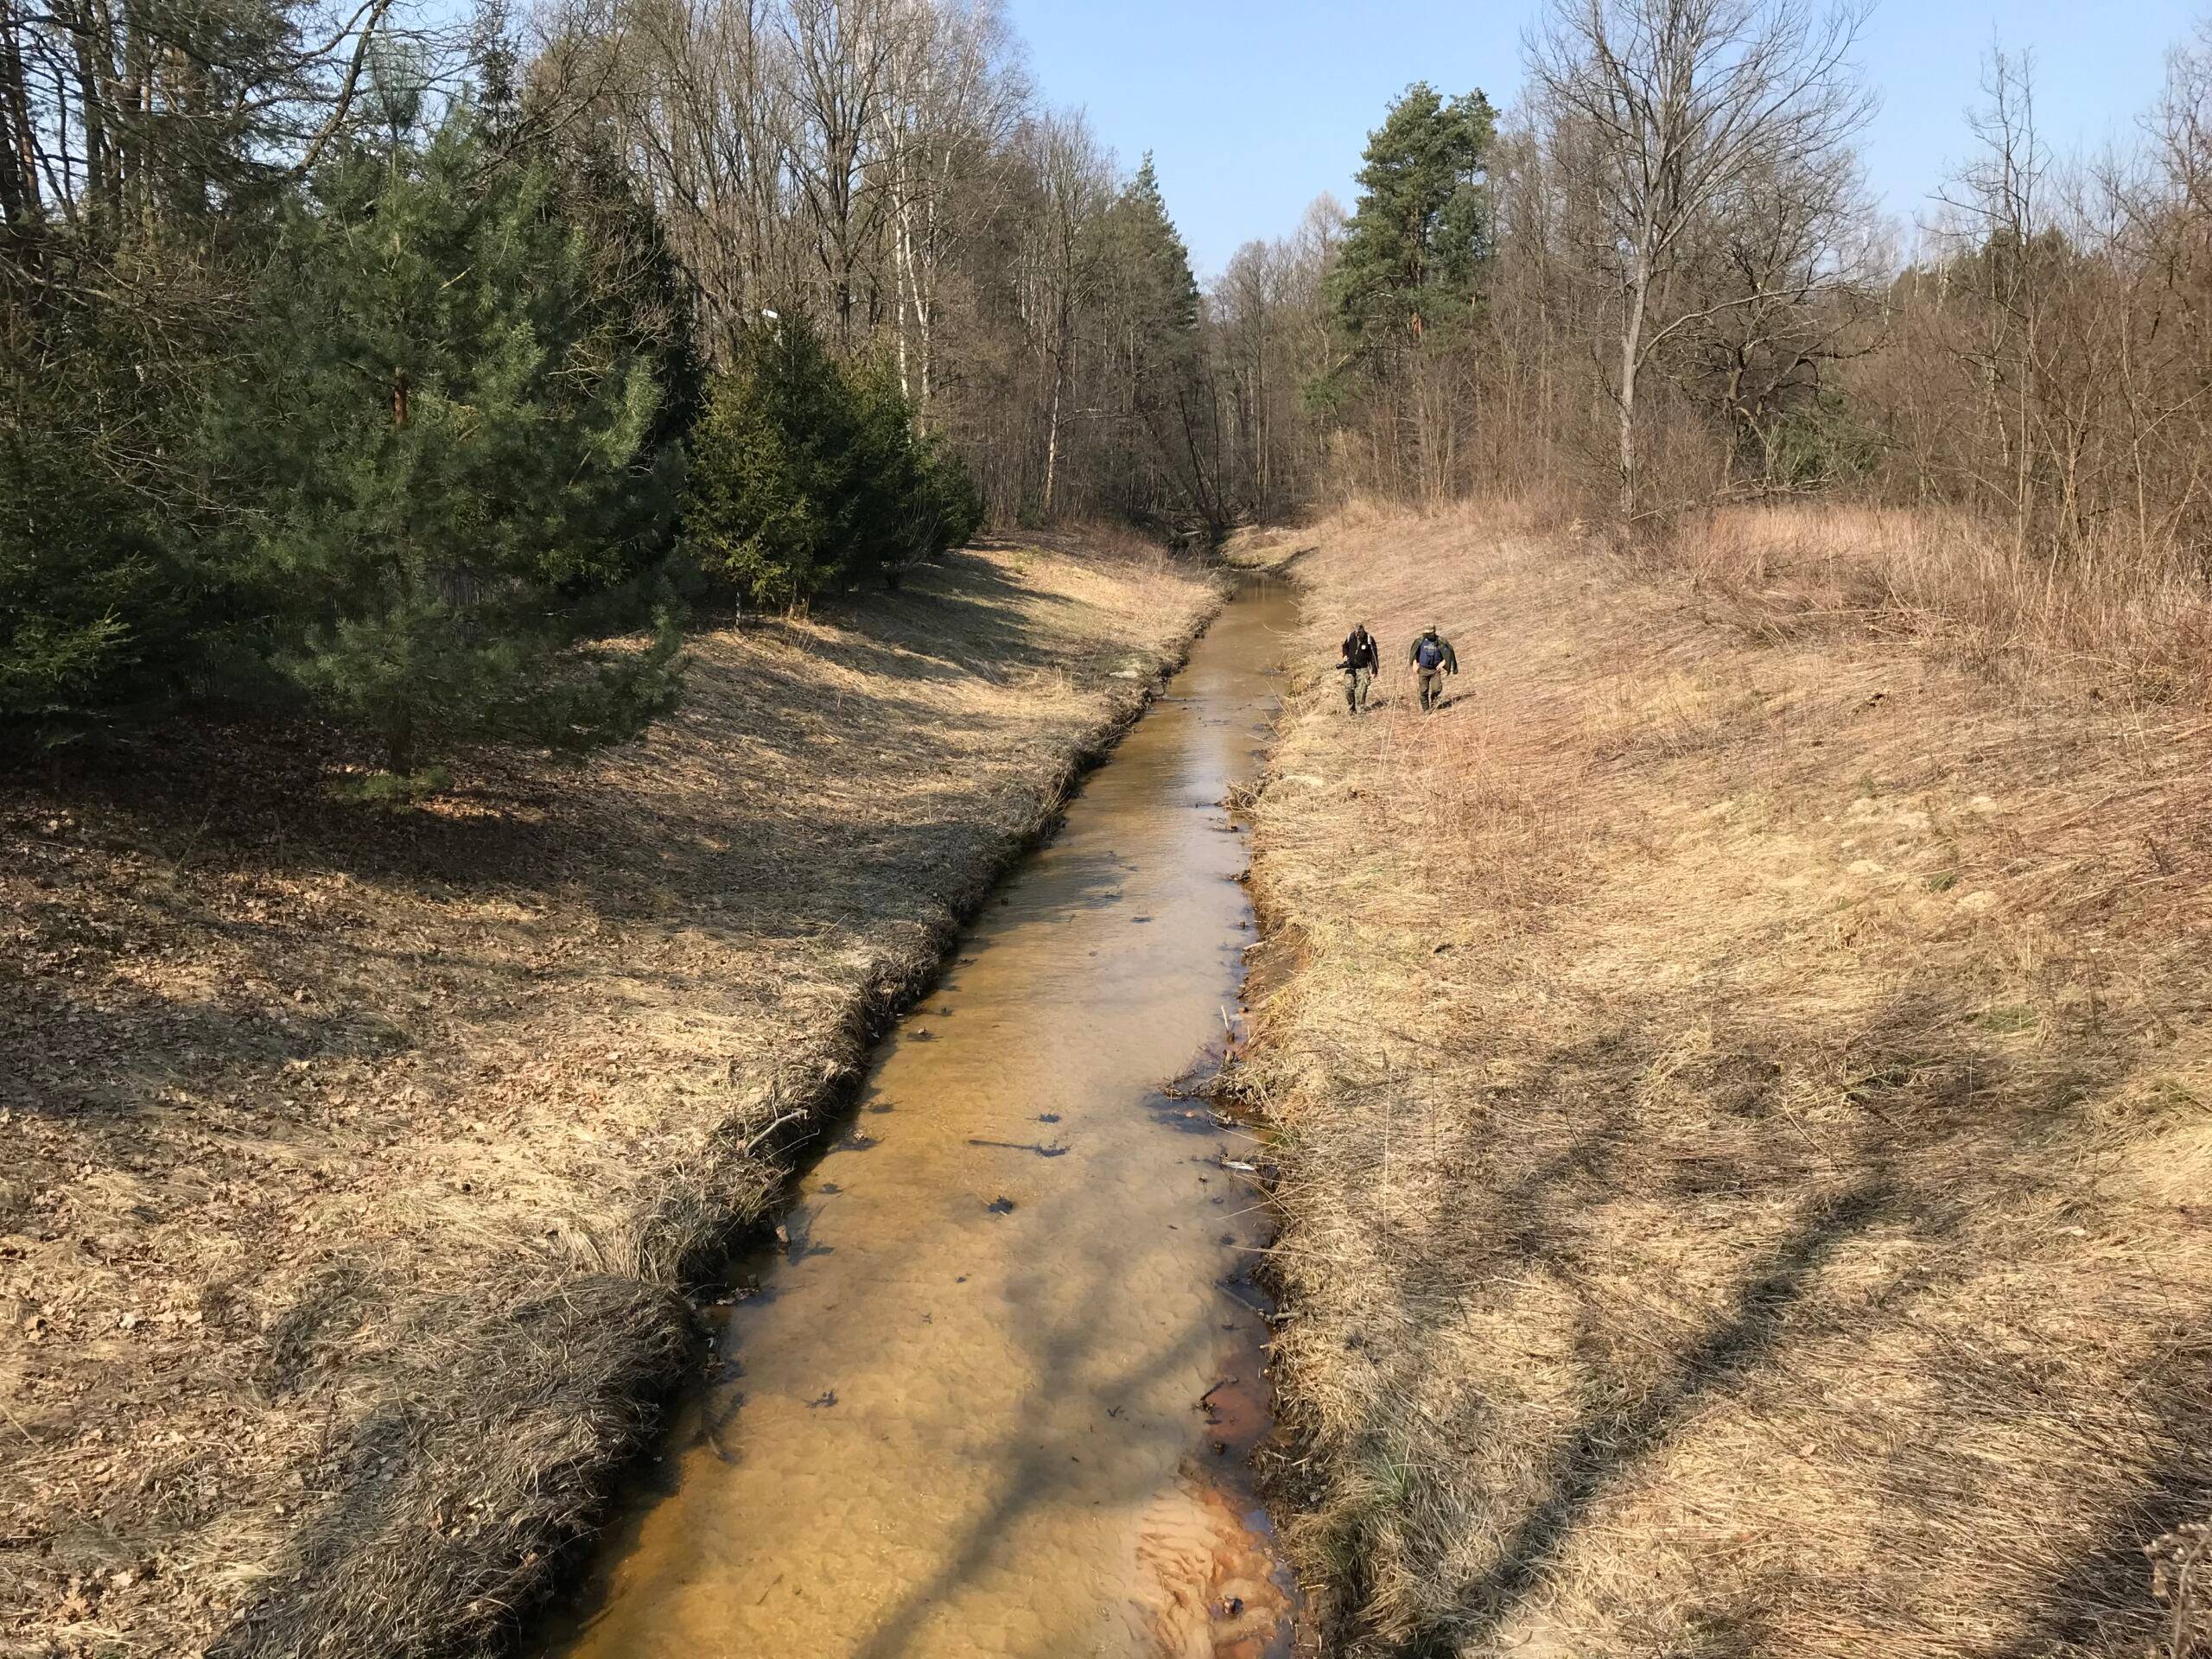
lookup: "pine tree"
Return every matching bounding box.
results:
[234,108,684,774]
[1329,84,1497,346]
[683,319,984,606]
[1096,156,1224,534]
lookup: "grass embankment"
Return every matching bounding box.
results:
[1240,507,2212,1656]
[0,536,1216,1659]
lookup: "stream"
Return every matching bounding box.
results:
[542,573,1300,1659]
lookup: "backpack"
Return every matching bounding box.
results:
[1415,638,1444,670]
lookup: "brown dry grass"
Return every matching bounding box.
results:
[0,533,1216,1659]
[1245,502,2212,1657]
[1665,503,2212,707]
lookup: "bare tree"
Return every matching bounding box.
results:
[505,0,1243,528]
[1665,141,1882,489]
[781,0,901,346]
[0,0,405,265]
[872,0,1022,427]
[1526,0,1875,516]
[1211,199,1339,519]
[1018,108,1109,515]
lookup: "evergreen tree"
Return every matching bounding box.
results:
[1096,156,1224,534]
[1328,84,1497,346]
[489,16,709,498]
[846,353,986,588]
[683,315,868,607]
[683,317,984,607]
[2,264,238,735]
[1109,156,1203,340]
[233,108,684,774]
[0,360,171,724]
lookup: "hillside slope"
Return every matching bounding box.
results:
[1245,510,2212,1656]
[0,538,1216,1659]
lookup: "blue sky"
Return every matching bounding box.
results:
[1006,0,2205,280]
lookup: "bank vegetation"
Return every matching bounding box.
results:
[1,535,1214,1656]
[1220,1,2212,1652]
[1243,501,2212,1656]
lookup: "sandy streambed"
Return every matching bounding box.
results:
[538,575,1303,1659]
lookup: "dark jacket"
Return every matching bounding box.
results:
[1340,628,1379,672]
[1408,632,1459,673]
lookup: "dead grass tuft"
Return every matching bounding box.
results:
[1669,503,2212,705]
[1247,508,2212,1657]
[0,537,1216,1659]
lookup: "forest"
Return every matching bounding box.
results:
[0,0,1224,779]
[13,0,2212,776]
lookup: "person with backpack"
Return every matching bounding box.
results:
[1408,625,1459,713]
[1338,622,1380,714]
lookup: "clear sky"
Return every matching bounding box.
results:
[1005,0,2206,280]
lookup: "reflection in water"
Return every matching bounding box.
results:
[544,577,1300,1659]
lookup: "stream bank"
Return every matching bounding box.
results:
[1239,508,2212,1656]
[2,536,1217,1659]
[536,574,1303,1659]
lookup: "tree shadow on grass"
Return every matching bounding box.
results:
[1298,960,2197,1659]
[2,540,1182,1140]
[1443,1182,1890,1644]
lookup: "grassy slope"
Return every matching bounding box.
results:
[0,537,1216,1659]
[1244,509,2212,1657]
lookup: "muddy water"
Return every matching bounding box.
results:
[545,575,1300,1659]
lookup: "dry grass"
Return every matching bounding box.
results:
[1666,503,2212,706]
[0,535,1216,1659]
[1245,503,2212,1657]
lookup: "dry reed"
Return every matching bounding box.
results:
[1668,503,2212,707]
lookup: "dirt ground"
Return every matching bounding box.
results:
[1239,509,2212,1656]
[0,537,1217,1659]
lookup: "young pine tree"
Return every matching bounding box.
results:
[238,108,684,775]
[683,315,869,608]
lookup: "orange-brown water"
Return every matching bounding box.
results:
[544,575,1300,1659]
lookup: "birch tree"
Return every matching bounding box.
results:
[1018,109,1109,515]
[872,0,1021,428]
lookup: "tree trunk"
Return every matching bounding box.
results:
[1618,248,1650,518]
[1043,360,1063,514]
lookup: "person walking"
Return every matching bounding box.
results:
[1338,622,1380,714]
[1408,625,1459,713]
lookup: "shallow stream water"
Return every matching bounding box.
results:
[543,575,1300,1659]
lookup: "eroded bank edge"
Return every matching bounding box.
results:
[214,565,1233,1659]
